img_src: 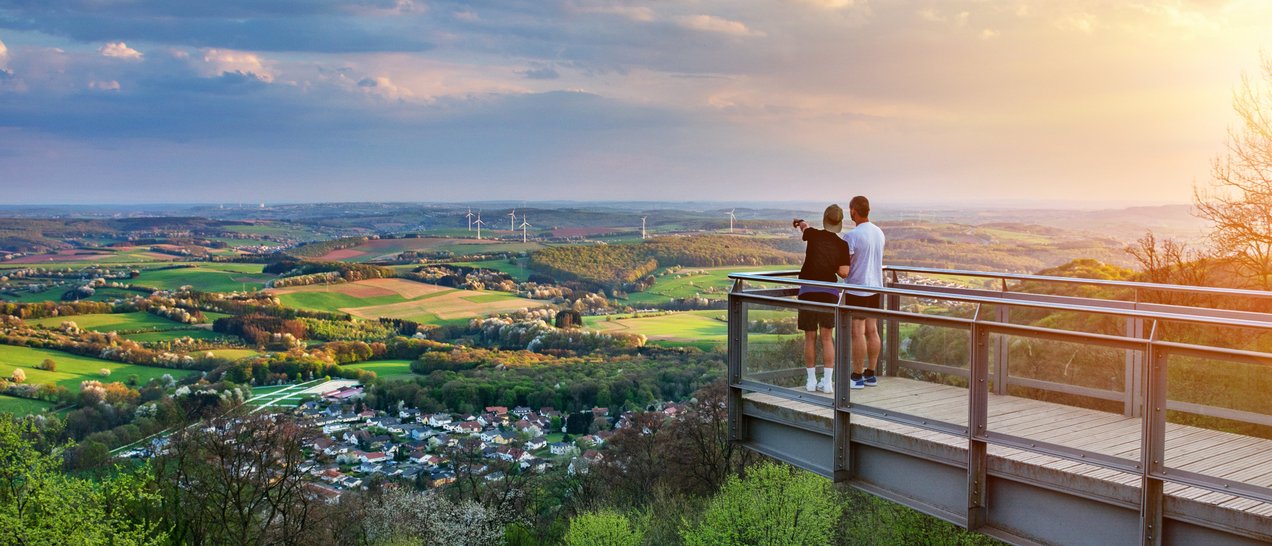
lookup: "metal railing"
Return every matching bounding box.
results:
[726,268,1272,545]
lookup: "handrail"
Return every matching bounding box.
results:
[728,273,1272,330]
[883,265,1272,300]
[729,265,1272,303]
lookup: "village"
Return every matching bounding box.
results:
[278,384,685,504]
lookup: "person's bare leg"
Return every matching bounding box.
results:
[820,325,835,370]
[865,318,881,373]
[851,319,867,375]
[804,329,818,390]
[804,330,817,369]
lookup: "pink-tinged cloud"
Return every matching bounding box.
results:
[200,49,273,81]
[676,15,764,37]
[99,41,142,60]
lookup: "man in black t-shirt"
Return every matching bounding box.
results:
[795,204,851,394]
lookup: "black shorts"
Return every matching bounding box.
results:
[797,292,837,331]
[843,293,882,319]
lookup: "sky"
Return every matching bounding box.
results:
[1,0,1270,206]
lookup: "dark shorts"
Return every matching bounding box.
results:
[797,291,837,331]
[843,293,882,319]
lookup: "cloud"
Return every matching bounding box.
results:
[356,75,411,100]
[199,49,273,82]
[88,79,120,91]
[572,4,656,22]
[520,66,560,80]
[0,38,7,64]
[676,15,764,37]
[99,41,143,60]
[1056,12,1098,34]
[980,28,998,40]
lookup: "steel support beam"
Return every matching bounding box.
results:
[968,318,990,530]
[727,284,747,447]
[833,301,853,482]
[1140,332,1166,546]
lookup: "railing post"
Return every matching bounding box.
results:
[726,282,747,446]
[1126,316,1145,417]
[993,302,1009,395]
[967,311,990,530]
[1140,327,1165,546]
[833,291,852,482]
[885,270,900,377]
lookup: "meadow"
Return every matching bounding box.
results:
[341,359,415,380]
[2,285,143,303]
[585,310,796,348]
[0,345,197,392]
[133,263,272,292]
[271,278,544,326]
[448,258,534,282]
[0,394,56,415]
[620,265,797,306]
[29,311,186,332]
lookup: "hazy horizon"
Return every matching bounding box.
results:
[2,1,1269,204]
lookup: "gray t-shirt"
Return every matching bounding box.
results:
[841,222,885,296]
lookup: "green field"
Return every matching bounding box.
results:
[208,349,262,360]
[29,311,186,332]
[1,285,143,303]
[461,292,517,304]
[273,279,544,326]
[276,291,402,312]
[449,258,534,282]
[0,345,197,392]
[342,360,415,380]
[620,265,798,306]
[134,264,272,292]
[122,329,234,342]
[585,310,795,348]
[0,394,56,415]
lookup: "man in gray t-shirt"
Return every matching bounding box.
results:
[840,196,886,389]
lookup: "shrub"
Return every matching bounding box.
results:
[681,462,836,546]
[39,358,56,371]
[564,510,644,546]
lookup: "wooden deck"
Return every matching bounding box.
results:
[740,376,1272,542]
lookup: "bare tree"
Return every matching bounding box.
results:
[1126,231,1211,301]
[1194,54,1272,289]
[157,413,322,546]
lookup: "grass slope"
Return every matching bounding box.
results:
[134,264,272,292]
[342,360,415,380]
[585,310,795,348]
[621,265,797,306]
[0,345,197,392]
[0,394,56,415]
[29,311,185,332]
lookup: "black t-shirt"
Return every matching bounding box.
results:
[799,228,850,291]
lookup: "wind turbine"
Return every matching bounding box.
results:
[641,217,647,240]
[508,209,517,231]
[727,209,737,233]
[519,215,531,243]
[474,213,485,240]
[465,208,474,231]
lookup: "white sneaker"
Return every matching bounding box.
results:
[806,376,817,391]
[819,381,834,395]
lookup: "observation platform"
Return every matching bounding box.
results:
[726,267,1272,545]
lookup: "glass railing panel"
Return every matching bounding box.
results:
[1163,349,1272,497]
[989,334,1141,464]
[739,300,816,399]
[875,299,969,430]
